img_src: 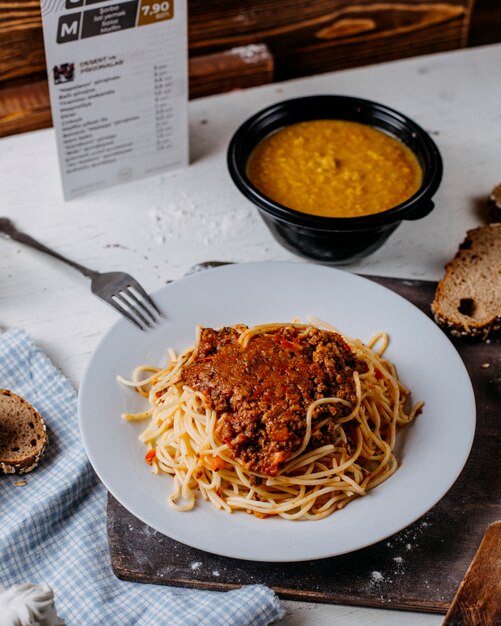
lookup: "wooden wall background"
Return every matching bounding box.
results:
[0,0,499,138]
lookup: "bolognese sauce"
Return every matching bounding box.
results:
[182,325,366,477]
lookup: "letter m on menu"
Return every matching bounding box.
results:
[57,13,82,43]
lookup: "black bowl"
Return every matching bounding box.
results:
[227,95,443,265]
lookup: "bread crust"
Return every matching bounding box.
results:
[431,223,501,340]
[0,389,48,475]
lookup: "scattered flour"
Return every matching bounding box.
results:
[190,562,202,571]
[142,525,158,537]
[149,199,253,246]
[371,571,384,583]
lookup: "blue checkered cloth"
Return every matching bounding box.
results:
[0,328,284,625]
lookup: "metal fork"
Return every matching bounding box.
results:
[0,217,162,330]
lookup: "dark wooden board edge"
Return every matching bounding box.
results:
[106,531,452,614]
[107,500,452,614]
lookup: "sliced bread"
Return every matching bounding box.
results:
[489,183,501,214]
[0,389,48,474]
[431,223,501,339]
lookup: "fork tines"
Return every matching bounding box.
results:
[110,283,162,331]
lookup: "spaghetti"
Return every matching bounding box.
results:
[119,322,422,520]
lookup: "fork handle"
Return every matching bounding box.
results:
[0,217,99,279]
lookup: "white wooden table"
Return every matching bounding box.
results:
[1,43,500,625]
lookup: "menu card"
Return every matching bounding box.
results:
[40,0,188,199]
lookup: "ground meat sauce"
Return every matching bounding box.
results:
[181,326,366,477]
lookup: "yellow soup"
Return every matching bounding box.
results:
[246,119,422,218]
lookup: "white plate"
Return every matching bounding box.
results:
[78,262,475,562]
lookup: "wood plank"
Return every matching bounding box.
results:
[0,80,52,137]
[188,44,273,98]
[443,521,501,625]
[469,0,501,46]
[0,1,46,81]
[188,0,474,81]
[187,0,472,50]
[106,274,501,613]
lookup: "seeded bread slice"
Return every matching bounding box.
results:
[0,389,48,474]
[431,223,501,339]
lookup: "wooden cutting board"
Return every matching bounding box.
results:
[443,520,501,625]
[107,274,500,613]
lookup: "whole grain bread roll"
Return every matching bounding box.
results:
[0,388,48,474]
[431,223,501,339]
